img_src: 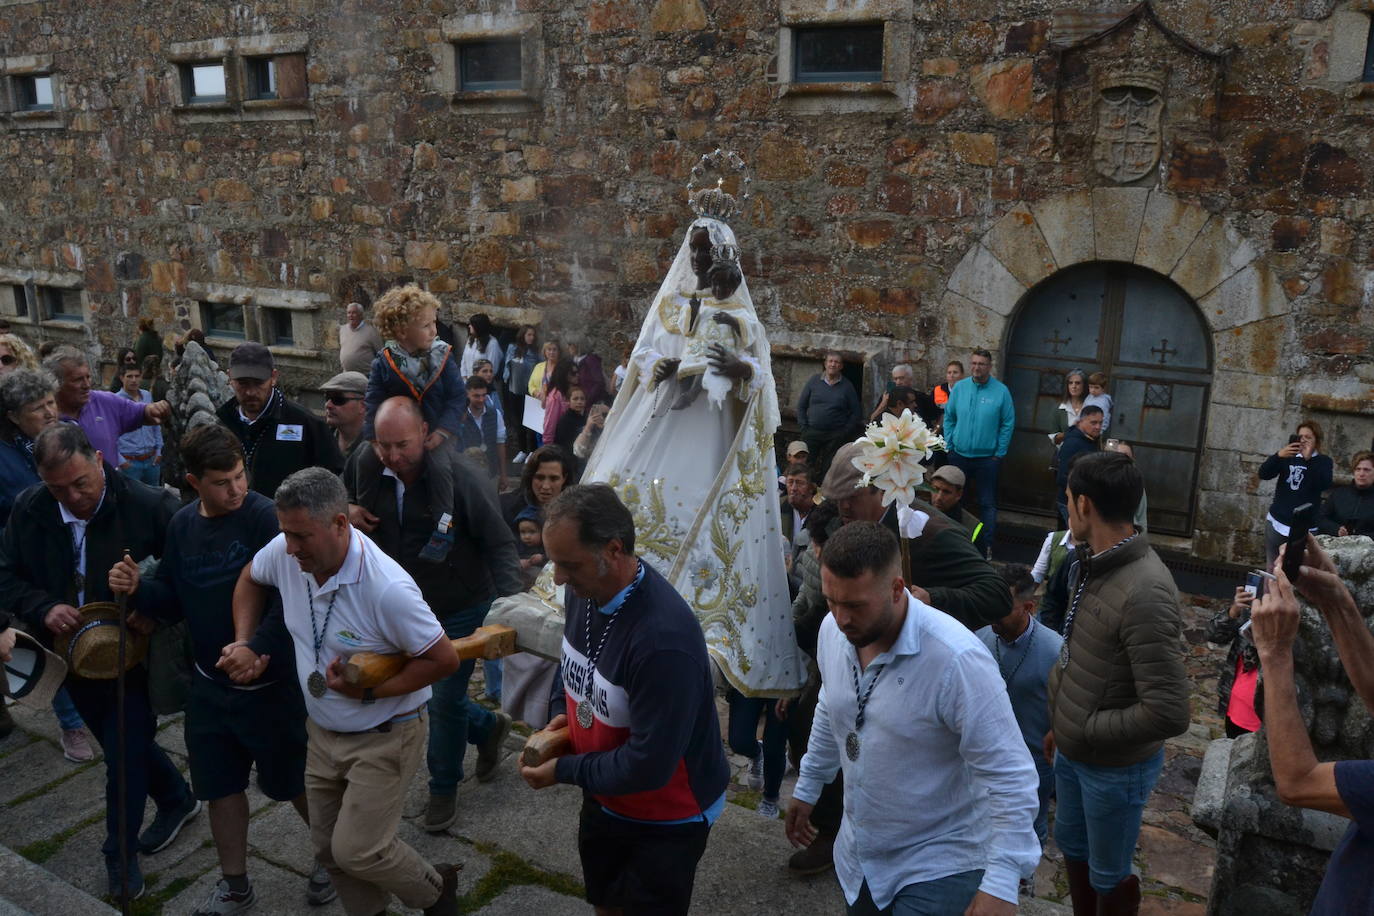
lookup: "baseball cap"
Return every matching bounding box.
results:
[322,370,368,395]
[227,342,275,380]
[820,442,871,501]
[930,465,965,489]
[786,441,809,458]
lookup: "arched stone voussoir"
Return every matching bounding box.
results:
[982,203,1059,289]
[1169,214,1260,303]
[945,243,1027,319]
[1092,187,1151,263]
[939,290,1007,352]
[1197,260,1290,333]
[1029,189,1095,269]
[1134,190,1211,278]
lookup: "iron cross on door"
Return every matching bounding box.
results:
[999,262,1213,536]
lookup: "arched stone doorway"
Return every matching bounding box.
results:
[936,188,1291,557]
[999,262,1213,536]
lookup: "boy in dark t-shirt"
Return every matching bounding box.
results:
[116,425,335,911]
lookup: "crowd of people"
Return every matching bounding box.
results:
[0,269,1369,916]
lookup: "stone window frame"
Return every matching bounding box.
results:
[434,13,544,115]
[169,34,313,124]
[773,0,912,114]
[0,55,64,130]
[189,282,330,361]
[0,267,87,330]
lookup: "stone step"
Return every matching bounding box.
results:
[0,842,117,916]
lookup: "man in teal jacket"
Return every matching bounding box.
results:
[942,348,1016,557]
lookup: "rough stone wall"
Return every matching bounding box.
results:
[2,0,1374,561]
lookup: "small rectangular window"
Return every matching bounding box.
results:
[1363,19,1374,82]
[245,53,307,101]
[15,75,55,111]
[265,308,295,347]
[39,286,82,322]
[793,24,885,83]
[456,39,523,91]
[203,301,245,339]
[7,285,27,319]
[180,62,228,104]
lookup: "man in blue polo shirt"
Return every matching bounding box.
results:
[942,348,1015,557]
[518,484,729,916]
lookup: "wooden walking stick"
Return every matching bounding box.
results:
[341,624,521,688]
[521,726,572,767]
[115,548,132,916]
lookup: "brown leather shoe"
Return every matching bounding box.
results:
[1096,873,1140,916]
[1064,858,1098,916]
[423,863,462,916]
[786,832,835,875]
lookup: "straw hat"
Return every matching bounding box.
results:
[3,631,68,708]
[53,603,147,680]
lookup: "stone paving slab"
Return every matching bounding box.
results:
[471,884,588,915]
[0,840,117,915]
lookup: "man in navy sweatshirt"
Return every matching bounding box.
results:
[112,423,334,911]
[518,484,729,916]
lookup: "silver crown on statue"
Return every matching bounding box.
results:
[711,242,741,268]
[687,149,751,223]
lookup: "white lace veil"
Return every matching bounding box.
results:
[618,217,782,433]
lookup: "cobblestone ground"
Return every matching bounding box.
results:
[0,595,1228,915]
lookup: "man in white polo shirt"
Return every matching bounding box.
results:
[223,467,462,916]
[785,521,1040,915]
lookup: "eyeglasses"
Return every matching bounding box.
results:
[0,355,16,366]
[326,393,364,405]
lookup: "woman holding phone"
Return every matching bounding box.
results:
[1318,451,1374,538]
[1206,585,1262,738]
[1258,421,1333,567]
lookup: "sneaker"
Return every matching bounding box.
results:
[746,741,764,791]
[513,451,528,465]
[475,711,512,783]
[787,830,835,875]
[105,857,146,904]
[423,793,458,833]
[757,797,780,819]
[138,796,202,854]
[192,878,256,915]
[61,728,95,763]
[306,862,336,906]
[423,862,462,916]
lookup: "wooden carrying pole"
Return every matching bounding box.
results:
[521,726,571,767]
[342,624,518,688]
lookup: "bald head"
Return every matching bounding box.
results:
[373,396,427,482]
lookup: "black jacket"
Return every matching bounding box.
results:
[1259,452,1333,527]
[880,499,1010,630]
[216,389,343,499]
[0,465,178,645]
[347,445,522,613]
[1318,485,1374,537]
[1056,426,1100,501]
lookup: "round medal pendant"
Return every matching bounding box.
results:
[845,731,860,762]
[576,700,595,729]
[307,670,328,699]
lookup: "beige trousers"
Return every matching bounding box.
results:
[305,712,441,915]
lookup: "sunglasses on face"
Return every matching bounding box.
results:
[326,393,363,406]
[0,355,16,366]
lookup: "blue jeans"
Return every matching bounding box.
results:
[120,458,160,487]
[847,870,984,915]
[65,673,190,863]
[725,688,788,801]
[1032,752,1054,847]
[51,685,84,730]
[948,453,1000,556]
[1053,749,1163,893]
[482,658,502,701]
[427,600,497,795]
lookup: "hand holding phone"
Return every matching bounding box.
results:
[1282,503,1317,582]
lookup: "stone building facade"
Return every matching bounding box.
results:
[2,0,1373,562]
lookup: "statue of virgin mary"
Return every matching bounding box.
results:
[493,152,805,702]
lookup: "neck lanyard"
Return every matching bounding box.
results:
[304,577,340,698]
[1059,533,1137,669]
[994,623,1036,683]
[843,660,887,761]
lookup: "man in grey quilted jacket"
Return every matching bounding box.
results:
[1045,451,1190,916]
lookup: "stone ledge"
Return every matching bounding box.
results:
[0,843,116,915]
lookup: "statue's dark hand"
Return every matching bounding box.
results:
[712,311,741,334]
[707,344,753,381]
[653,358,681,384]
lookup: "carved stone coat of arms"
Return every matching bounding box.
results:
[1092,74,1164,183]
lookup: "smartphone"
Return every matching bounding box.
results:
[1245,569,1276,600]
[1282,503,1317,581]
[1289,434,1301,445]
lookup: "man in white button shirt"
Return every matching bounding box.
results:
[224,467,462,916]
[786,521,1040,915]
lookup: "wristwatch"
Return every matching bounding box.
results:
[361,687,376,706]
